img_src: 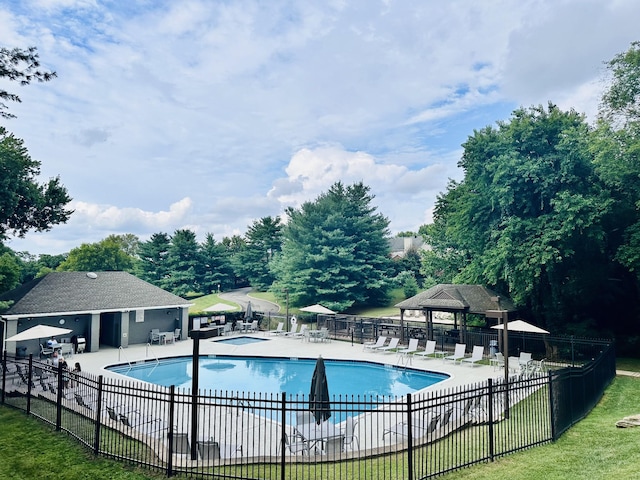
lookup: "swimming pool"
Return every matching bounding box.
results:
[107,355,449,398]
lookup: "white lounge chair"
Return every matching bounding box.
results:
[378,337,400,353]
[293,324,308,339]
[414,340,446,359]
[461,345,484,366]
[268,322,284,335]
[444,343,466,363]
[363,336,387,351]
[396,338,419,357]
[283,323,299,337]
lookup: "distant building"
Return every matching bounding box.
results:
[388,235,427,259]
[1,271,192,355]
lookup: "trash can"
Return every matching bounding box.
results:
[489,340,498,357]
[75,336,86,354]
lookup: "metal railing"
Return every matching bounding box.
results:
[1,338,615,480]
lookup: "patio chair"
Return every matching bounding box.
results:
[377,337,400,353]
[172,432,191,455]
[342,417,360,450]
[282,432,310,456]
[318,327,330,342]
[173,328,181,341]
[197,440,220,462]
[222,323,233,336]
[491,352,505,370]
[40,343,54,358]
[75,393,95,410]
[268,322,284,335]
[461,345,484,366]
[444,343,466,363]
[149,329,161,345]
[324,435,345,456]
[363,336,387,351]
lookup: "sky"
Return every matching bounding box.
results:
[2,0,639,255]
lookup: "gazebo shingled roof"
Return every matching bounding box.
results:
[395,284,517,343]
[395,284,516,314]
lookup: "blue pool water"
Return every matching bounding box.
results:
[107,355,449,398]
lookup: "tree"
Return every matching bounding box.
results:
[233,216,282,291]
[271,182,392,312]
[0,252,20,293]
[0,127,71,240]
[57,236,134,272]
[199,233,235,293]
[428,104,611,331]
[0,46,56,119]
[136,232,171,286]
[162,229,200,296]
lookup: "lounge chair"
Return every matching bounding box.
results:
[268,322,284,335]
[293,324,308,339]
[444,343,466,363]
[283,323,299,337]
[414,340,446,359]
[382,412,441,441]
[397,338,419,357]
[377,337,400,353]
[461,345,484,366]
[363,336,387,351]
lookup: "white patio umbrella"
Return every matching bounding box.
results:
[491,319,549,334]
[203,303,238,312]
[300,304,336,315]
[6,324,73,342]
[491,319,549,352]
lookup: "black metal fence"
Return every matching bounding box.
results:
[1,338,615,480]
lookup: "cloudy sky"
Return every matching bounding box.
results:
[2,0,639,255]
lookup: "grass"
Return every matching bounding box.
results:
[3,374,638,480]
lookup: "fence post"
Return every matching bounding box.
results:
[280,392,286,480]
[548,371,557,441]
[93,375,104,454]
[167,385,175,477]
[406,393,413,480]
[487,379,494,461]
[56,360,63,430]
[26,354,33,414]
[1,351,6,405]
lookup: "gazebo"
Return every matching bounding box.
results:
[395,284,517,344]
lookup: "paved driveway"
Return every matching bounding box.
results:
[218,287,280,314]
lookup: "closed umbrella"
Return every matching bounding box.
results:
[244,301,253,321]
[309,356,331,424]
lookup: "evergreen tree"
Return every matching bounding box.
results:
[234,216,282,291]
[162,229,200,296]
[271,182,391,312]
[136,232,171,286]
[199,233,235,293]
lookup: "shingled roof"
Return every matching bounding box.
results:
[395,284,516,315]
[0,271,190,317]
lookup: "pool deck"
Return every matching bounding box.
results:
[74,333,502,392]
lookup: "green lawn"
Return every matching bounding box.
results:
[2,375,638,480]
